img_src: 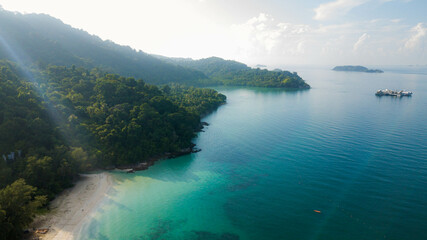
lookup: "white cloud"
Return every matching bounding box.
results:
[391,19,402,23]
[231,13,311,56]
[379,0,412,3]
[229,12,425,65]
[404,23,427,50]
[353,33,370,51]
[314,0,413,21]
[314,0,369,21]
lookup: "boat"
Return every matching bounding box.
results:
[375,89,412,97]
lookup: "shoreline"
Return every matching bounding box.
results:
[113,122,208,172]
[29,122,211,239]
[30,172,113,240]
[114,144,201,172]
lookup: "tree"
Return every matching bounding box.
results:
[0,179,47,240]
[24,156,55,195]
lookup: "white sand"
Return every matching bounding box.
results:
[32,172,113,240]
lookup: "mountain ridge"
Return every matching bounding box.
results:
[0,8,309,88]
[0,9,208,85]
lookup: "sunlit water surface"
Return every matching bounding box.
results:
[79,67,427,240]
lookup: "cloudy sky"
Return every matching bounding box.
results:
[1,0,426,66]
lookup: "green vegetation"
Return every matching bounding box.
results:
[0,61,225,238]
[0,179,47,240]
[0,8,308,237]
[0,9,208,85]
[0,9,309,89]
[332,65,384,73]
[164,57,310,89]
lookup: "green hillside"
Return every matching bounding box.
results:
[0,9,208,85]
[0,9,309,88]
[162,56,310,89]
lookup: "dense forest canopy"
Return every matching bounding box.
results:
[0,61,225,239]
[161,56,311,89]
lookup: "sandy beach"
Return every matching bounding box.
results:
[31,172,113,240]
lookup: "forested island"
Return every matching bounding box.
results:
[332,66,384,73]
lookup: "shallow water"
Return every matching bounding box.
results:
[79,67,427,240]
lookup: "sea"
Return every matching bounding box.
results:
[78,66,427,240]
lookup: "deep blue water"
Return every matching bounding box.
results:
[79,67,427,240]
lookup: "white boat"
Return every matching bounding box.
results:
[375,89,412,97]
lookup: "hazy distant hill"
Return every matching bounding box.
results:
[160,56,310,89]
[0,9,208,85]
[332,65,384,73]
[0,8,309,88]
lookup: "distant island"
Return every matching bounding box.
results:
[332,66,384,73]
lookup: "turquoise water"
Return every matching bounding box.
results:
[79,68,427,240]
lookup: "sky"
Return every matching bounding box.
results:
[0,0,426,67]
